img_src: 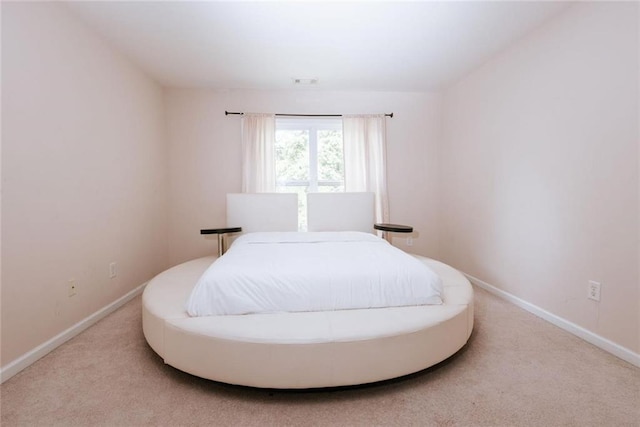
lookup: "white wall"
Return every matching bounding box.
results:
[1,3,169,365]
[441,2,639,353]
[165,89,442,266]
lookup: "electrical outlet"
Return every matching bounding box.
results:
[587,280,601,302]
[109,262,117,279]
[68,279,77,297]
[406,237,413,246]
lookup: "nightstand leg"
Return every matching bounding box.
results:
[217,234,224,257]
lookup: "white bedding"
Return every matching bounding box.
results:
[186,232,443,316]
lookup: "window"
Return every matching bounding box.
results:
[240,113,388,225]
[275,118,344,230]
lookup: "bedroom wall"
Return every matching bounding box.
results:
[1,3,169,366]
[440,2,639,353]
[165,89,442,266]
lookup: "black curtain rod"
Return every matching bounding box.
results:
[225,110,393,118]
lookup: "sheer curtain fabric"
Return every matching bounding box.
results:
[343,115,389,223]
[241,113,276,193]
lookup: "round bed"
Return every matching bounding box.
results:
[142,254,474,389]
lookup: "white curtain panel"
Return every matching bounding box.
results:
[241,113,276,193]
[343,115,390,223]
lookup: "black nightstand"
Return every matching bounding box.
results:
[200,227,242,256]
[374,223,413,243]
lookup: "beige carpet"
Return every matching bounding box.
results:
[1,286,638,426]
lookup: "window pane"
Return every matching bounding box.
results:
[275,118,344,231]
[275,130,309,184]
[317,184,344,193]
[317,130,344,183]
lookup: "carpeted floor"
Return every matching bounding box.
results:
[1,286,638,426]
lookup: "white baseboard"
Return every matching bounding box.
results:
[465,273,640,368]
[0,283,147,384]
[3,276,637,383]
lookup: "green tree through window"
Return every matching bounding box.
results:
[275,118,344,230]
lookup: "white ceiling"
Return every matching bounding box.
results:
[65,1,570,92]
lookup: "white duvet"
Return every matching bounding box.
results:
[186,231,443,316]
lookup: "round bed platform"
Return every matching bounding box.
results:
[142,255,474,389]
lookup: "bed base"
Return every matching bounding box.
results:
[142,255,473,389]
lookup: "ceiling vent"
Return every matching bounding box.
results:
[292,77,319,85]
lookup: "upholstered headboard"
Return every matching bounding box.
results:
[307,192,374,233]
[227,193,298,232]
